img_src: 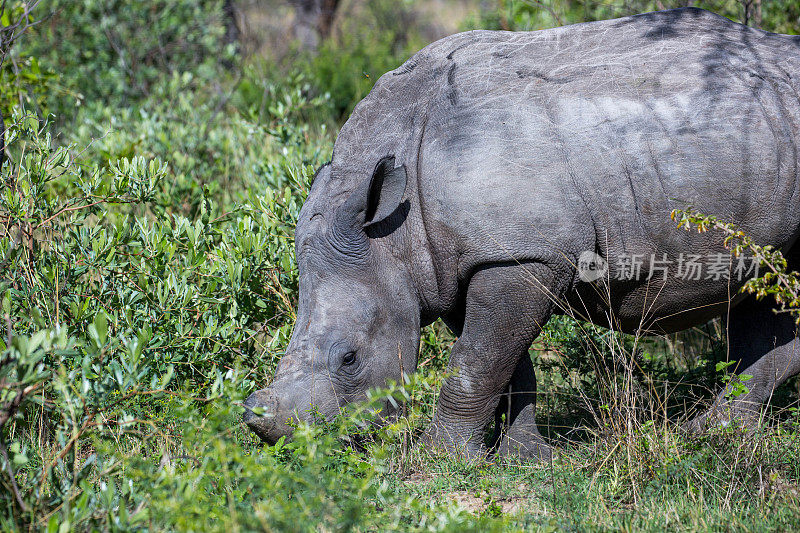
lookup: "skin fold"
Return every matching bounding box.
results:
[244,8,800,460]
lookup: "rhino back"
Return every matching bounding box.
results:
[399,8,800,329]
[312,8,800,331]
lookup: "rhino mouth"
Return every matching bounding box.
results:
[243,389,402,446]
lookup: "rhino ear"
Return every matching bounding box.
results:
[363,156,407,228]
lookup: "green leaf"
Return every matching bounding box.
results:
[94,312,108,345]
[13,451,29,466]
[716,361,735,373]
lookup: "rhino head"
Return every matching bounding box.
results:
[243,157,421,443]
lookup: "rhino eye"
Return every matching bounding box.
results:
[342,351,356,366]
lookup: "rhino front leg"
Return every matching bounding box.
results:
[428,262,563,461]
[690,296,800,431]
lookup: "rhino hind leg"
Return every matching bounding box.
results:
[689,296,800,432]
[427,261,565,461]
[491,354,552,461]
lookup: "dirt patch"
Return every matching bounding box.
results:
[402,472,535,516]
[448,491,528,515]
[403,470,436,485]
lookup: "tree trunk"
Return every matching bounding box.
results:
[223,0,242,45]
[742,0,762,28]
[289,0,340,50]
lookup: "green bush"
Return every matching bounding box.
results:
[0,112,311,384]
[466,0,800,34]
[27,0,234,122]
[68,71,331,218]
[3,1,800,530]
[0,2,56,120]
[298,0,423,120]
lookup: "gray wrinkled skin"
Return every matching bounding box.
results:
[244,8,800,460]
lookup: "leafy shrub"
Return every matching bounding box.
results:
[297,0,423,119]
[27,0,235,122]
[466,0,800,34]
[4,1,800,530]
[0,112,311,383]
[0,2,56,121]
[114,376,497,532]
[0,113,173,528]
[674,207,800,316]
[68,71,331,219]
